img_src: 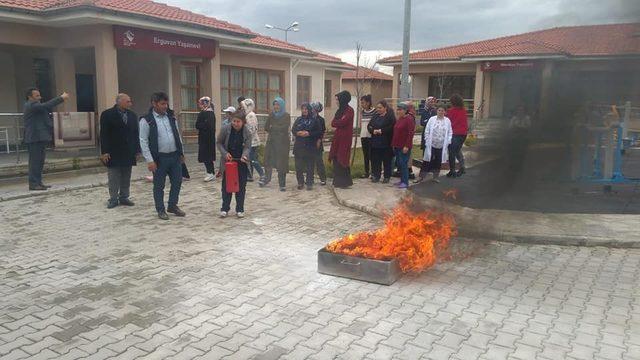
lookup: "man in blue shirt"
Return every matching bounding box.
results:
[139,92,186,220]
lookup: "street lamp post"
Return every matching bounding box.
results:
[265,21,299,42]
[400,0,412,101]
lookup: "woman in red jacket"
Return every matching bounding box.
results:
[329,91,354,188]
[391,102,416,189]
[447,94,468,177]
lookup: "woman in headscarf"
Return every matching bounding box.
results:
[195,96,216,182]
[217,111,251,218]
[240,98,265,183]
[310,102,327,186]
[261,97,291,191]
[329,91,354,188]
[291,103,322,190]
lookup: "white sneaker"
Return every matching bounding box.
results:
[204,173,215,182]
[236,212,245,218]
[219,211,228,218]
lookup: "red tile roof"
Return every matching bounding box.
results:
[342,67,393,81]
[379,23,640,64]
[1,0,348,65]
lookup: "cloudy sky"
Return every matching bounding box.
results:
[164,0,638,68]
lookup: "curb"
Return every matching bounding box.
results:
[0,176,148,203]
[330,184,640,249]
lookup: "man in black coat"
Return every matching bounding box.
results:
[23,87,69,190]
[100,93,140,208]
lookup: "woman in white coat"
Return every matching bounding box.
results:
[420,105,453,183]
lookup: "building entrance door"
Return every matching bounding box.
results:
[75,74,96,113]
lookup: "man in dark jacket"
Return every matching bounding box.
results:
[100,94,140,208]
[23,88,69,190]
[139,92,186,220]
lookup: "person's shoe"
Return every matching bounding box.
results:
[280,187,286,192]
[382,178,390,184]
[371,178,380,183]
[320,180,327,186]
[297,184,304,190]
[29,185,47,191]
[107,201,119,209]
[204,173,215,182]
[220,211,228,218]
[409,172,416,180]
[167,206,186,217]
[215,171,222,178]
[397,182,408,189]
[158,211,169,220]
[182,177,190,181]
[258,176,267,187]
[236,212,245,218]
[456,168,466,177]
[392,180,402,186]
[119,199,135,206]
[446,171,456,178]
[306,185,313,191]
[40,183,52,189]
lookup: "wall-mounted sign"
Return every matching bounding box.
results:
[481,60,537,72]
[113,26,216,58]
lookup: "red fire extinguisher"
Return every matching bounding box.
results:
[225,161,240,193]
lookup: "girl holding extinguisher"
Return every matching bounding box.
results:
[216,112,252,218]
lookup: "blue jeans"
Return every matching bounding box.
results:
[394,148,410,185]
[153,152,182,213]
[250,146,264,178]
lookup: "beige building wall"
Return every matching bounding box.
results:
[118,49,170,116]
[0,51,19,112]
[324,70,342,116]
[291,62,325,116]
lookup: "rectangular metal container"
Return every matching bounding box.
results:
[317,247,402,286]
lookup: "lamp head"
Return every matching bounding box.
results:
[265,24,274,29]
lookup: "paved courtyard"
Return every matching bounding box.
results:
[1,179,639,359]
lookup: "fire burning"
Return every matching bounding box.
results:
[326,200,456,273]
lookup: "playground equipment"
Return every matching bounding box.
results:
[572,102,640,185]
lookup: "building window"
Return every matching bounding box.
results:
[297,75,311,108]
[428,75,475,100]
[324,79,332,108]
[180,63,200,132]
[221,65,284,113]
[33,59,53,102]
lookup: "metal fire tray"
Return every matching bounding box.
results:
[317,247,402,286]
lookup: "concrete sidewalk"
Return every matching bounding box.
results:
[332,179,640,248]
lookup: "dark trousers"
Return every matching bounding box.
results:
[448,135,467,172]
[153,152,182,213]
[361,137,371,175]
[316,148,327,182]
[181,163,190,179]
[265,167,287,188]
[108,166,132,203]
[427,147,444,177]
[371,147,393,180]
[249,146,264,179]
[27,141,47,186]
[332,161,353,188]
[394,148,410,185]
[204,161,214,174]
[295,151,315,186]
[221,162,248,212]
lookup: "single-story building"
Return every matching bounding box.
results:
[378,23,640,127]
[0,0,350,147]
[341,66,393,105]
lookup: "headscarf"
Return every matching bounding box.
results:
[310,102,323,118]
[334,90,352,119]
[298,103,314,128]
[241,98,255,114]
[272,97,286,118]
[199,96,213,111]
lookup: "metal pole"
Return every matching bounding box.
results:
[14,115,20,164]
[400,0,412,101]
[285,30,288,43]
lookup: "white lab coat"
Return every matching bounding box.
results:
[423,116,453,163]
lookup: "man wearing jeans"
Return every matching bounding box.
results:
[22,88,69,190]
[139,92,186,220]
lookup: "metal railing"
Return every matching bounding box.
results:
[0,113,24,163]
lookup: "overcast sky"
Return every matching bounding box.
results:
[165,0,639,68]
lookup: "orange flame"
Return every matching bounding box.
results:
[326,200,456,273]
[443,189,458,200]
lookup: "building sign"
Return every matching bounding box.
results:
[113,26,215,58]
[481,60,537,72]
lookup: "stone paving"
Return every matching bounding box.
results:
[1,178,639,359]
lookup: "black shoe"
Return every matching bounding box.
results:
[107,201,119,209]
[446,171,456,178]
[456,168,466,177]
[40,183,52,189]
[280,187,286,192]
[167,206,186,217]
[320,180,327,186]
[119,199,135,206]
[381,178,390,184]
[29,185,47,191]
[297,184,304,190]
[158,211,169,220]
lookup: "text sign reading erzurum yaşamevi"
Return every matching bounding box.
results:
[113,26,216,58]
